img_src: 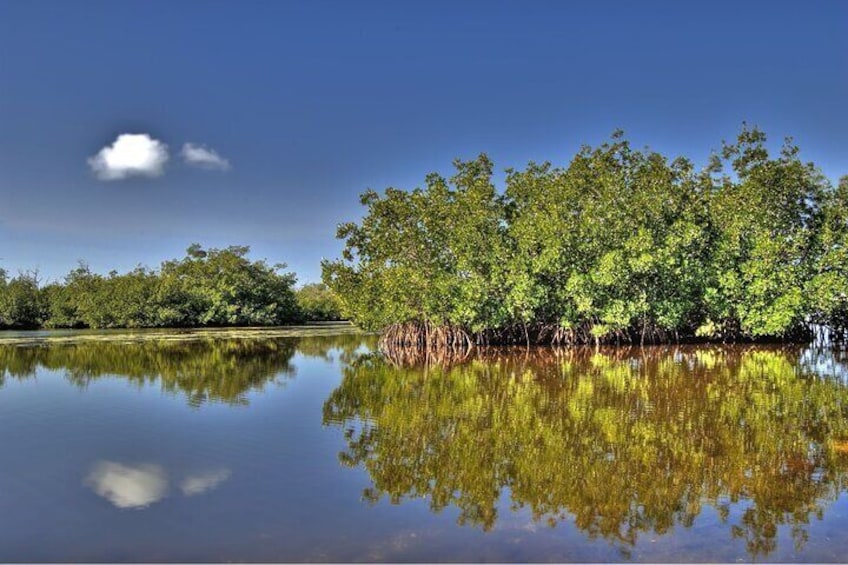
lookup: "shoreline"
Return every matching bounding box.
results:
[0,321,362,346]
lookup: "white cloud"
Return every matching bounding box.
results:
[180,468,232,496]
[85,461,168,509]
[88,133,169,180]
[181,142,231,171]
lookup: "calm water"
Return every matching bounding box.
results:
[2,334,848,562]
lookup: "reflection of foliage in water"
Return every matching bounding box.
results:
[0,334,375,406]
[323,346,848,557]
[294,333,377,365]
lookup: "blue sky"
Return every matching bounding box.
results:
[1,0,845,284]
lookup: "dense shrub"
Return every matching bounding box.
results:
[324,127,848,345]
[0,245,299,329]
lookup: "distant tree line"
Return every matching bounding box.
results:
[295,282,345,322]
[0,244,343,329]
[323,127,848,347]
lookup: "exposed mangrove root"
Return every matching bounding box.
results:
[379,322,474,352]
[377,320,818,356]
[377,340,812,369]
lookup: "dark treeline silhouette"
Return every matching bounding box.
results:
[0,244,342,329]
[323,127,848,347]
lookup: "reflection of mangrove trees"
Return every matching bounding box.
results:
[323,346,848,557]
[0,334,373,406]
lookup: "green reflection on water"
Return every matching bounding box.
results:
[0,333,374,406]
[323,346,848,558]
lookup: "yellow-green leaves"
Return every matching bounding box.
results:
[325,346,848,555]
[325,128,844,345]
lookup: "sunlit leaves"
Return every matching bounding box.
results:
[326,127,845,343]
[0,245,302,330]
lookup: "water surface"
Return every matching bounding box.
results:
[2,334,848,561]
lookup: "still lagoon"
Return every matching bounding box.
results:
[1,330,848,561]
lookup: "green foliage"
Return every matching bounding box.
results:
[703,129,825,338]
[808,176,848,338]
[296,283,344,321]
[155,245,298,327]
[325,127,845,344]
[0,245,300,330]
[322,155,511,334]
[0,271,44,329]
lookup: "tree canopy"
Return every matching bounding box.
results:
[0,245,301,329]
[323,127,847,346]
[295,283,344,321]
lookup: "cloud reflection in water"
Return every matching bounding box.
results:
[180,469,232,496]
[85,461,168,509]
[85,461,232,509]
